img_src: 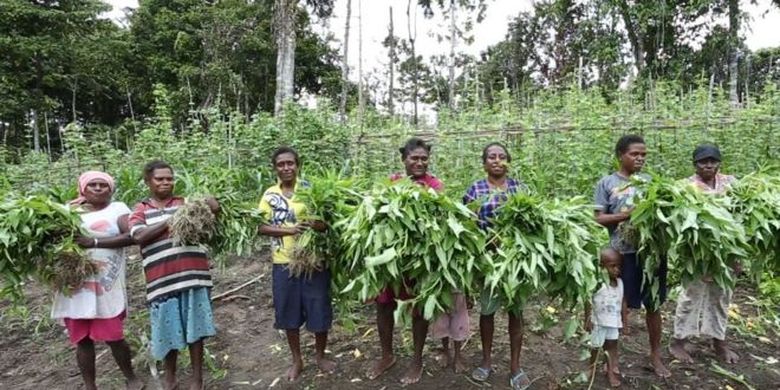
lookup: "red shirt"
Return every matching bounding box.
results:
[390,172,444,193]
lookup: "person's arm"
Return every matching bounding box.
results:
[593,178,631,227]
[258,223,305,237]
[75,213,135,249]
[584,301,593,332]
[594,210,631,228]
[127,203,168,246]
[76,233,134,249]
[620,295,629,335]
[132,221,169,246]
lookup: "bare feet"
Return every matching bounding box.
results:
[187,381,203,390]
[163,378,178,390]
[286,359,303,382]
[400,360,424,385]
[603,362,621,375]
[435,348,451,368]
[607,370,621,387]
[126,378,145,390]
[669,339,694,364]
[453,356,467,374]
[650,353,671,378]
[367,355,396,380]
[713,340,739,364]
[316,356,337,374]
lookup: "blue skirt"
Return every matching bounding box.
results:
[149,287,216,360]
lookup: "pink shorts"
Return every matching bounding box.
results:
[63,311,126,345]
[375,284,415,305]
[430,293,470,341]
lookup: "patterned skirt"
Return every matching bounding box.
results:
[149,287,216,360]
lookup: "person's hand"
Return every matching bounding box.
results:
[75,236,95,248]
[292,223,310,235]
[306,220,327,232]
[584,317,593,332]
[204,197,220,214]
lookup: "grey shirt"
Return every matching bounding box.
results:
[594,173,648,254]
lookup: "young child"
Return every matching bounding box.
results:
[585,248,627,388]
[430,292,469,373]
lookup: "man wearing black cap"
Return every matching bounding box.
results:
[669,144,739,364]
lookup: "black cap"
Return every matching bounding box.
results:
[693,144,721,162]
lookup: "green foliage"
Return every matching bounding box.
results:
[293,169,365,280]
[729,172,780,276]
[0,195,93,299]
[631,175,750,302]
[488,193,604,316]
[339,182,487,320]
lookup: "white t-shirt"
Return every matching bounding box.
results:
[51,202,131,320]
[591,278,623,328]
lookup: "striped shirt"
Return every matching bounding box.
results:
[128,197,212,303]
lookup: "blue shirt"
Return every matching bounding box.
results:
[463,178,527,230]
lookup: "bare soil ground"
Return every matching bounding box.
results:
[1,251,778,390]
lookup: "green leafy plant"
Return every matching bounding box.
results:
[631,175,750,303]
[0,195,96,298]
[339,181,487,321]
[488,193,603,317]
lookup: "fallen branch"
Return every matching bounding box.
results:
[211,274,264,301]
[218,294,250,303]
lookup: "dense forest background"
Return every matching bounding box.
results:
[1,0,779,156]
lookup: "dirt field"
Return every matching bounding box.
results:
[1,251,778,390]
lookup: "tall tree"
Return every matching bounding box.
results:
[274,0,297,115]
[338,0,352,122]
[448,0,457,110]
[406,0,419,126]
[357,0,365,123]
[728,0,740,107]
[273,0,334,116]
[385,6,398,115]
[0,0,128,151]
[130,0,340,123]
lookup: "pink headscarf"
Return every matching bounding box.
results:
[69,171,116,205]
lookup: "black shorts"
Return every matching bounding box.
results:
[272,264,333,332]
[621,252,667,310]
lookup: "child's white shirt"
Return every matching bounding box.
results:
[591,278,623,328]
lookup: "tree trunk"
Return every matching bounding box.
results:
[338,0,352,123]
[728,0,739,108]
[358,0,365,124]
[406,0,418,127]
[274,0,297,116]
[616,0,644,75]
[31,108,40,153]
[388,6,395,116]
[448,0,456,111]
[71,79,77,123]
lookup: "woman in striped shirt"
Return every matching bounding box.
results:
[129,160,219,390]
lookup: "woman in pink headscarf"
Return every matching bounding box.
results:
[51,171,144,390]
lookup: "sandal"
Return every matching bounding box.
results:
[509,369,531,390]
[471,366,492,382]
